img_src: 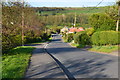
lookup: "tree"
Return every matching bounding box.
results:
[2,2,46,53]
[89,13,116,31]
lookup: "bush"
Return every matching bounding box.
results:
[91,31,120,45]
[25,37,42,43]
[62,33,67,42]
[40,32,51,41]
[74,31,91,45]
[66,33,74,42]
[62,33,74,42]
[2,34,22,53]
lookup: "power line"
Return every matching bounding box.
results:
[95,0,104,7]
[87,0,104,12]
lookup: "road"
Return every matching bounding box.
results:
[25,43,67,78]
[46,34,118,78]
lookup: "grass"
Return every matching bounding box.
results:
[2,46,35,78]
[71,43,85,48]
[89,45,119,53]
[71,42,119,53]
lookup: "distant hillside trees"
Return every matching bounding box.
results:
[39,13,89,27]
[37,7,65,11]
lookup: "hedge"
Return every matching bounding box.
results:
[74,31,91,45]
[91,31,120,45]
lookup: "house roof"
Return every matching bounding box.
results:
[69,27,84,33]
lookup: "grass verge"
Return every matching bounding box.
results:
[71,42,119,54]
[88,45,119,53]
[2,46,35,78]
[70,43,85,48]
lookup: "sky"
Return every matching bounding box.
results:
[3,0,117,7]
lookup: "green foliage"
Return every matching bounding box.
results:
[62,33,67,42]
[91,31,120,45]
[2,34,22,53]
[50,26,62,33]
[74,31,91,45]
[38,7,106,16]
[89,13,116,31]
[89,45,119,53]
[71,43,85,48]
[40,32,51,41]
[66,33,74,42]
[2,46,35,78]
[24,37,42,44]
[85,28,95,36]
[2,2,46,53]
[39,13,89,27]
[62,33,74,42]
[105,6,118,20]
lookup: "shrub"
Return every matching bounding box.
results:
[62,33,67,42]
[74,31,91,45]
[91,31,120,45]
[2,34,22,53]
[62,33,74,42]
[25,37,42,43]
[40,33,51,41]
[66,33,74,42]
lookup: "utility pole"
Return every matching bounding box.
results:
[22,0,24,46]
[74,12,76,27]
[116,0,120,31]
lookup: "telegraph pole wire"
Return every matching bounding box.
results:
[87,0,104,12]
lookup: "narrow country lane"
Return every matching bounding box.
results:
[46,34,118,78]
[25,43,67,78]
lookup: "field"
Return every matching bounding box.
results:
[40,7,107,15]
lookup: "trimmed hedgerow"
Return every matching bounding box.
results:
[91,31,120,45]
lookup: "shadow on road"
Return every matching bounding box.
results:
[64,57,113,78]
[26,61,65,78]
[46,34,118,78]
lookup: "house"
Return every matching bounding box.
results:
[61,26,85,34]
[61,26,69,33]
[68,27,84,33]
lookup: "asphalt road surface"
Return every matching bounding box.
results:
[25,43,67,78]
[46,34,118,78]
